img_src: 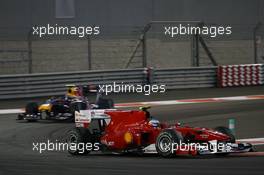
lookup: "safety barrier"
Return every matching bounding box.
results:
[152,67,217,89]
[0,65,263,100]
[0,69,146,99]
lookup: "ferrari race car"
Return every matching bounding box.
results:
[67,106,253,157]
[17,85,114,122]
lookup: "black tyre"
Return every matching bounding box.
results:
[69,101,87,121]
[67,128,92,155]
[214,126,236,156]
[17,114,24,120]
[214,126,235,143]
[69,101,87,113]
[155,129,183,158]
[25,102,39,122]
[50,104,65,117]
[25,102,39,114]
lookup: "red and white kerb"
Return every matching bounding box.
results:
[218,64,263,87]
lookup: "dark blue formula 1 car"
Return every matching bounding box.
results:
[17,85,114,122]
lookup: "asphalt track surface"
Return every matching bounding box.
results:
[0,86,264,175]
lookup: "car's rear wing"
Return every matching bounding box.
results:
[75,109,114,128]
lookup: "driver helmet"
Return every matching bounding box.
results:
[67,86,80,98]
[148,119,160,128]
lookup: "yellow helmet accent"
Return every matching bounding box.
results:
[67,87,79,97]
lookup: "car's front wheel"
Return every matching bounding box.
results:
[214,126,236,156]
[214,126,235,143]
[155,129,183,158]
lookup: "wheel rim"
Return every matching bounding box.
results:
[68,133,78,153]
[158,135,171,152]
[70,134,77,143]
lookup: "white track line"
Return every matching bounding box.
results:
[0,109,24,114]
[115,94,264,108]
[237,138,264,146]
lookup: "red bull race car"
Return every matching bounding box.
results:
[17,85,114,122]
[67,106,253,157]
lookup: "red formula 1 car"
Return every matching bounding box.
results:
[67,107,252,157]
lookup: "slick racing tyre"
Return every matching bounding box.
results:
[67,128,92,155]
[69,101,87,120]
[155,129,183,158]
[69,101,87,113]
[25,102,39,122]
[25,102,39,114]
[50,104,66,117]
[214,126,235,143]
[214,126,236,156]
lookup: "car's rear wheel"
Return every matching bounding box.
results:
[155,129,183,158]
[67,128,92,155]
[69,101,87,121]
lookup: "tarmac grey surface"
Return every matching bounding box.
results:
[0,87,264,175]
